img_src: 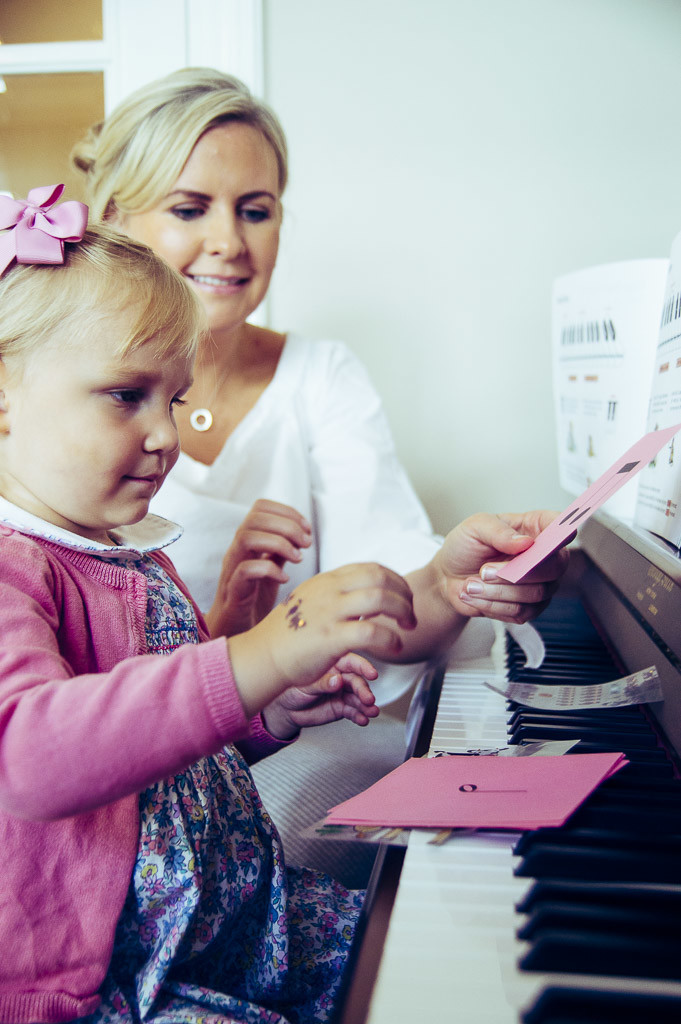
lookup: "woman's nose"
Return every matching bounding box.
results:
[203,211,245,259]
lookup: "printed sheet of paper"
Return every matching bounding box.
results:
[300,820,415,847]
[635,230,681,546]
[324,752,628,830]
[484,665,662,710]
[497,423,681,583]
[553,259,668,520]
[430,739,579,758]
[552,260,663,516]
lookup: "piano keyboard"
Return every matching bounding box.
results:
[359,596,681,1024]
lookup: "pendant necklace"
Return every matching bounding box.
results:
[189,363,230,432]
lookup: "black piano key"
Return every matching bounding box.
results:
[521,987,681,1024]
[514,827,681,858]
[514,841,681,883]
[569,797,680,830]
[508,669,619,684]
[516,879,681,916]
[552,741,668,763]
[518,928,681,981]
[582,785,681,812]
[517,901,680,941]
[598,772,681,796]
[509,723,660,747]
[507,709,648,727]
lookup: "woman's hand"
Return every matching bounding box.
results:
[261,653,380,740]
[437,510,569,624]
[206,499,313,639]
[228,562,417,719]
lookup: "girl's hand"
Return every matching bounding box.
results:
[437,510,569,624]
[261,653,380,740]
[228,562,417,719]
[205,499,312,638]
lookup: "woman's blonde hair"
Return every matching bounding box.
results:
[72,67,288,221]
[0,224,205,364]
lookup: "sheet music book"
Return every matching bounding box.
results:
[634,229,681,546]
[552,258,668,521]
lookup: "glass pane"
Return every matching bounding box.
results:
[0,73,104,202]
[0,0,102,44]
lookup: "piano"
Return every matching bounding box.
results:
[334,510,681,1024]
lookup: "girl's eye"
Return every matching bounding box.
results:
[240,206,270,224]
[170,205,205,221]
[110,389,142,406]
[171,396,188,409]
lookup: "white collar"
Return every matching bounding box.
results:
[0,496,182,559]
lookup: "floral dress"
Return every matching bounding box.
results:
[84,554,363,1024]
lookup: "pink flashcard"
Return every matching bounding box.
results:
[324,752,628,830]
[497,423,681,583]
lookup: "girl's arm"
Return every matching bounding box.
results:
[0,537,414,821]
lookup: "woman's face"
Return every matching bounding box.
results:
[116,122,281,338]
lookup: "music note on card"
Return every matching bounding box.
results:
[497,423,681,583]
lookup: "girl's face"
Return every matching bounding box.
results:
[0,312,193,544]
[115,123,282,340]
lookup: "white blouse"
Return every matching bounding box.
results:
[151,334,441,702]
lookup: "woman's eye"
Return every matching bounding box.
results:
[170,205,205,221]
[240,206,270,223]
[171,396,188,409]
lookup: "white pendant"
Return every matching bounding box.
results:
[190,407,213,432]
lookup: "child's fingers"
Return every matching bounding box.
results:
[332,564,417,630]
[327,671,377,707]
[343,704,379,726]
[345,618,406,657]
[325,684,380,725]
[332,652,379,681]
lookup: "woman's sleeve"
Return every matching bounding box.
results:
[303,340,442,575]
[0,538,248,821]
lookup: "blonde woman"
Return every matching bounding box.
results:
[73,68,565,885]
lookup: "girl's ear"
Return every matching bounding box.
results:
[0,360,11,434]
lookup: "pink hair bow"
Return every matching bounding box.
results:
[0,184,89,277]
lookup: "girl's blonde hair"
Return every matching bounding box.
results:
[0,224,205,364]
[72,67,288,221]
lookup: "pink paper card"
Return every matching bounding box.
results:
[497,423,681,583]
[325,752,628,830]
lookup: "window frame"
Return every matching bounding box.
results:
[0,0,264,112]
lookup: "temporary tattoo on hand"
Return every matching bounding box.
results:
[285,592,307,630]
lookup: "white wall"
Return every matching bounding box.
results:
[263,0,681,534]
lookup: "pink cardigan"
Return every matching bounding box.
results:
[0,529,282,1023]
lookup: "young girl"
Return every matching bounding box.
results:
[0,188,564,1024]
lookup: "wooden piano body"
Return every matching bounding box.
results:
[335,510,681,1023]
